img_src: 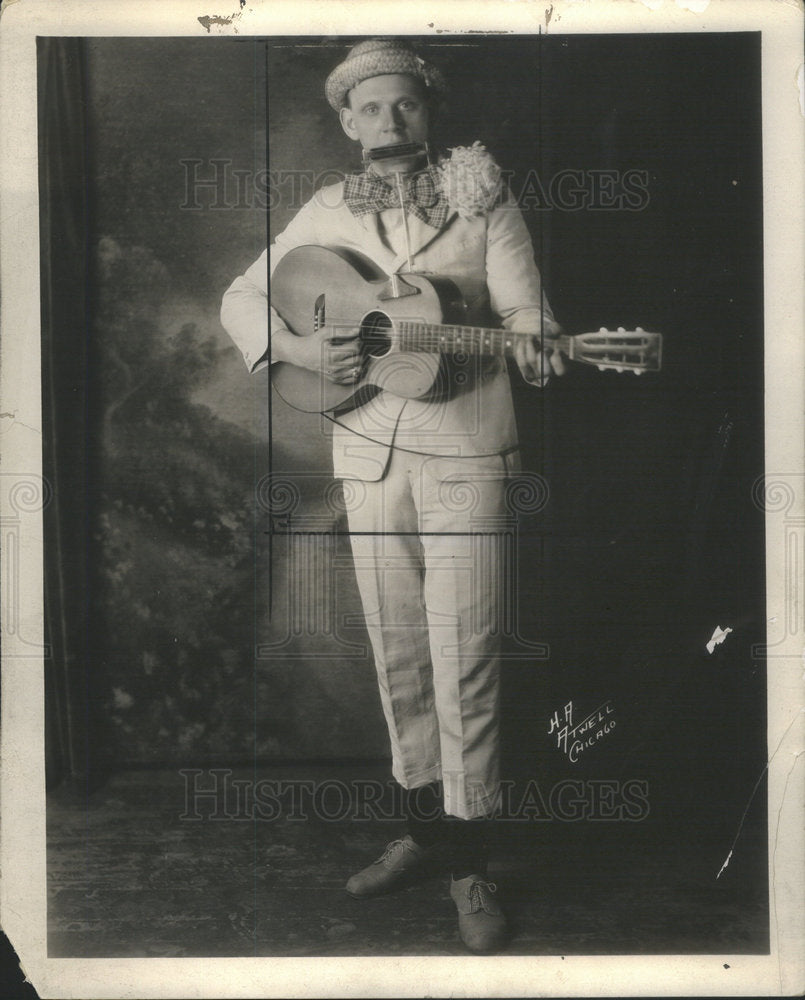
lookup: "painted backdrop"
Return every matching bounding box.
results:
[42,36,765,814]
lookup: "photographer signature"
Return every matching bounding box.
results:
[548,699,616,763]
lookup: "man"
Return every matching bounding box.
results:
[221,37,564,953]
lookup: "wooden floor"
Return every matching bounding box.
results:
[46,763,769,958]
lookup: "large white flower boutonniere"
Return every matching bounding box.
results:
[438,141,503,220]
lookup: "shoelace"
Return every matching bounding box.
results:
[469,880,498,911]
[377,839,408,866]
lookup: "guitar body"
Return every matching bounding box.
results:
[271,245,467,413]
[270,245,663,413]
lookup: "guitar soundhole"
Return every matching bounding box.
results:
[361,311,393,358]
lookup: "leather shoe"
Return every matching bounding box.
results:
[450,874,508,953]
[346,834,434,898]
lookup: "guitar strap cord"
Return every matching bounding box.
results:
[321,410,522,461]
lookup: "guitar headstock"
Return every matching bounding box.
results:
[571,327,663,375]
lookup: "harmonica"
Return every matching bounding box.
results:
[363,141,428,163]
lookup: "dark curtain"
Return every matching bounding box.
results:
[39,37,111,792]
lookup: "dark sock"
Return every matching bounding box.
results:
[404,782,445,848]
[447,817,492,880]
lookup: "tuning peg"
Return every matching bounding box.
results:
[636,326,644,333]
[617,326,625,334]
[634,369,642,376]
[597,364,606,372]
[599,326,608,334]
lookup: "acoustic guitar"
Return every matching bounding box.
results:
[271,245,662,414]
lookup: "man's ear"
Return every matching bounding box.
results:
[339,105,358,141]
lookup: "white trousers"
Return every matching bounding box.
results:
[343,449,513,819]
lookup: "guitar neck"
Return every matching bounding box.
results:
[396,321,573,359]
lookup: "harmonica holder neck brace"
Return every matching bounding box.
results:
[362,142,430,283]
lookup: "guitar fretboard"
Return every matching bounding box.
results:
[396,321,571,358]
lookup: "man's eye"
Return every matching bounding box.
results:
[363,105,378,115]
[399,101,417,111]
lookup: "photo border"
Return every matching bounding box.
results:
[1,0,802,996]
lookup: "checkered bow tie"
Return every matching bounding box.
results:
[343,166,450,230]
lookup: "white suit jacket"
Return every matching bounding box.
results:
[221,180,558,481]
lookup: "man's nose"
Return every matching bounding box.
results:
[380,106,404,132]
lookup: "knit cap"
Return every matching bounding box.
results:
[325,37,446,110]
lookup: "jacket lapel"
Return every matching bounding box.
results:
[354,213,398,272]
[390,210,458,272]
[346,198,459,275]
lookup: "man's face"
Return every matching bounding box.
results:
[339,73,430,174]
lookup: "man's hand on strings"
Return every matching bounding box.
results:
[272,326,363,383]
[514,332,567,387]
